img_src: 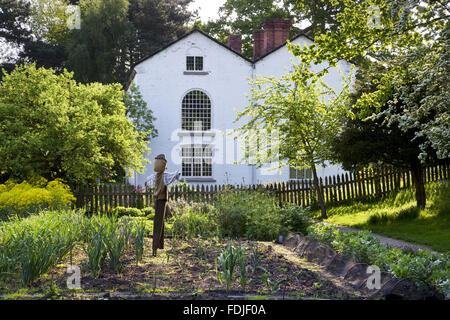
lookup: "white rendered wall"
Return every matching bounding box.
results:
[128,32,351,187]
[252,36,351,184]
[129,32,255,186]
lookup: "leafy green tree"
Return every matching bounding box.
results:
[290,0,450,160]
[0,63,149,185]
[234,58,352,219]
[296,0,351,35]
[66,0,133,85]
[331,63,444,209]
[128,0,196,65]
[0,0,69,74]
[28,0,72,44]
[201,0,302,59]
[123,82,157,142]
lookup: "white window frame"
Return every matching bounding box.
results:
[181,144,213,177]
[186,56,203,71]
[181,89,212,131]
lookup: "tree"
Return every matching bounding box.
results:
[0,63,149,185]
[331,63,443,209]
[234,58,352,219]
[128,0,196,65]
[65,0,133,85]
[123,82,158,142]
[289,0,450,161]
[296,0,363,36]
[0,0,70,74]
[201,0,302,59]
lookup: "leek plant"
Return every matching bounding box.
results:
[133,220,146,265]
[104,216,132,274]
[85,225,107,278]
[0,210,87,286]
[216,242,246,293]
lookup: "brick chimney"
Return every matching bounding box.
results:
[263,19,292,53]
[253,18,291,60]
[252,30,265,60]
[227,34,242,54]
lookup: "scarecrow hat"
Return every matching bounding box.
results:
[155,154,167,162]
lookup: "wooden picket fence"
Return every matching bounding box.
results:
[73,163,450,213]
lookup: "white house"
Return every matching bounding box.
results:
[127,19,351,186]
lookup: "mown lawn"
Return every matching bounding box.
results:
[313,181,450,253]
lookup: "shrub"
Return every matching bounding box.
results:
[142,207,155,219]
[215,189,282,240]
[279,205,313,235]
[111,206,144,218]
[0,178,75,219]
[171,206,217,239]
[246,209,282,241]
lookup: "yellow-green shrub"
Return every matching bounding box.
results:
[0,178,75,218]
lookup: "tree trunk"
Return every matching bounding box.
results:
[411,165,426,209]
[311,166,327,219]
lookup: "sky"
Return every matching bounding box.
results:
[189,0,227,22]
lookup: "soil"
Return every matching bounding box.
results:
[7,237,377,300]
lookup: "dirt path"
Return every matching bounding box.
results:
[322,222,439,254]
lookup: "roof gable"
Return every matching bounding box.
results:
[131,28,253,70]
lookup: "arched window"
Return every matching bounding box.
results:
[181,90,211,131]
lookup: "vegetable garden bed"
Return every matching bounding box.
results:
[1,237,374,300]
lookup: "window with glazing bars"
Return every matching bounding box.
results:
[181,90,211,131]
[186,56,203,71]
[289,166,313,180]
[181,144,212,177]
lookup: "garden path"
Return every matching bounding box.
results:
[322,222,439,254]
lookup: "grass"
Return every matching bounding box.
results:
[313,181,450,253]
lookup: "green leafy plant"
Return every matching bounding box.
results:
[133,220,146,265]
[112,206,144,218]
[104,216,132,274]
[171,206,216,239]
[166,235,179,266]
[215,189,283,240]
[249,245,261,274]
[307,224,450,299]
[142,207,155,219]
[85,225,107,278]
[260,267,287,294]
[0,177,75,220]
[216,242,242,293]
[0,210,87,286]
[279,205,314,235]
[237,248,248,292]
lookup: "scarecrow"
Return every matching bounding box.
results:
[145,154,180,256]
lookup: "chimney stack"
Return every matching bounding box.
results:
[227,34,242,54]
[253,19,291,60]
[252,30,265,60]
